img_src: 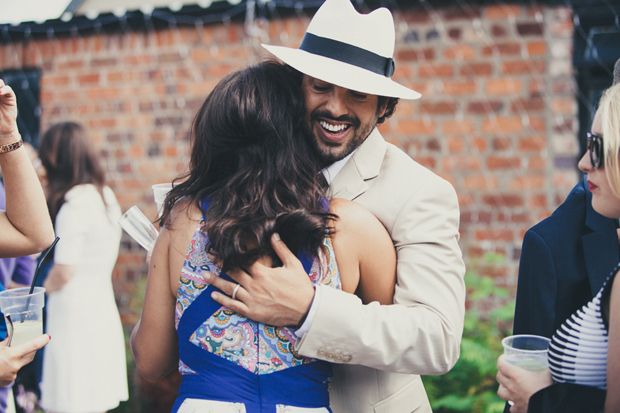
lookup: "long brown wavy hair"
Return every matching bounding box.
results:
[38,122,106,224]
[160,60,334,272]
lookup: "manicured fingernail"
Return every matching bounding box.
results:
[47,335,51,340]
[203,272,211,282]
[211,292,218,300]
[273,233,280,241]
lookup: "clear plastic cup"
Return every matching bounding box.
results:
[502,334,550,372]
[152,183,173,218]
[0,287,45,347]
[118,206,159,251]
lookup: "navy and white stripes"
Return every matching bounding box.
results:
[547,263,619,390]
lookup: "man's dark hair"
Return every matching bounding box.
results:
[377,96,399,124]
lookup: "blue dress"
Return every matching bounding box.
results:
[172,201,341,413]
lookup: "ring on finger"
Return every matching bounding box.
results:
[231,284,241,301]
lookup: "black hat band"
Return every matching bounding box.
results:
[299,33,395,78]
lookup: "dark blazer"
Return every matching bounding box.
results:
[513,176,619,339]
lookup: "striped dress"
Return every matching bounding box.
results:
[547,263,619,389]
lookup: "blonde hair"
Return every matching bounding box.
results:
[600,83,620,197]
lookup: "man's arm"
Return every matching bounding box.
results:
[209,179,465,374]
[295,179,465,374]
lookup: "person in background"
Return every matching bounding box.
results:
[497,82,620,413]
[0,78,53,396]
[37,122,128,413]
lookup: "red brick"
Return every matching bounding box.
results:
[502,60,546,75]
[442,120,475,135]
[414,157,437,169]
[483,194,524,208]
[443,81,477,95]
[493,138,512,150]
[527,41,546,56]
[442,156,481,171]
[396,48,435,62]
[464,175,498,190]
[397,120,435,135]
[420,102,457,114]
[461,63,493,76]
[552,98,576,114]
[447,137,465,152]
[486,79,523,95]
[486,4,522,19]
[511,97,545,112]
[487,156,522,169]
[491,25,508,37]
[482,117,524,133]
[508,175,545,189]
[461,211,493,224]
[518,136,546,151]
[444,45,477,60]
[471,137,488,151]
[482,43,521,57]
[443,6,481,20]
[467,101,503,114]
[517,22,544,36]
[419,64,454,77]
[78,73,100,85]
[87,88,118,99]
[475,229,514,242]
[529,193,547,208]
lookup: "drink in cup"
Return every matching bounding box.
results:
[0,287,45,347]
[152,183,173,218]
[502,334,550,372]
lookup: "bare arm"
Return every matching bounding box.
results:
[0,81,55,257]
[130,201,198,381]
[605,273,620,413]
[330,198,395,304]
[43,264,77,294]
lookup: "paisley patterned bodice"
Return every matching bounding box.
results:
[175,215,341,376]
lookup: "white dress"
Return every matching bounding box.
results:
[40,184,129,412]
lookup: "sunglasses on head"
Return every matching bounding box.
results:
[587,132,604,169]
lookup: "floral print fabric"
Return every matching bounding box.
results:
[176,217,341,375]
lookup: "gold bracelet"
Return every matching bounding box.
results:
[0,138,23,154]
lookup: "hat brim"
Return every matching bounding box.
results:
[262,44,421,100]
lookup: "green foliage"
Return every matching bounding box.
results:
[423,254,514,413]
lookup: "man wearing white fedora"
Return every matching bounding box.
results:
[207,0,466,411]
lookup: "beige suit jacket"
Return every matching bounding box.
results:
[296,129,466,412]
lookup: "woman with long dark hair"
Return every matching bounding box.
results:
[131,60,397,412]
[38,122,128,413]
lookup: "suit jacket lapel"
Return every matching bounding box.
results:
[328,129,386,200]
[582,180,620,296]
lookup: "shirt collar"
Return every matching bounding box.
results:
[321,149,357,185]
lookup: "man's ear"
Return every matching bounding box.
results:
[377,98,389,119]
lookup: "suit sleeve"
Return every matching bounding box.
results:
[513,230,557,338]
[295,179,466,375]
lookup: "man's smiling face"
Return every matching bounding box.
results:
[301,75,387,167]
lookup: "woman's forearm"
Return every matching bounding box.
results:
[0,142,55,257]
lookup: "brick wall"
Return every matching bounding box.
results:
[0,3,577,325]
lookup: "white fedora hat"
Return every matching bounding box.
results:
[262,0,421,100]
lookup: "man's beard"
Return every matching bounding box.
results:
[304,109,376,168]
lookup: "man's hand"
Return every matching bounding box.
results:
[0,334,50,387]
[496,355,553,413]
[206,233,315,327]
